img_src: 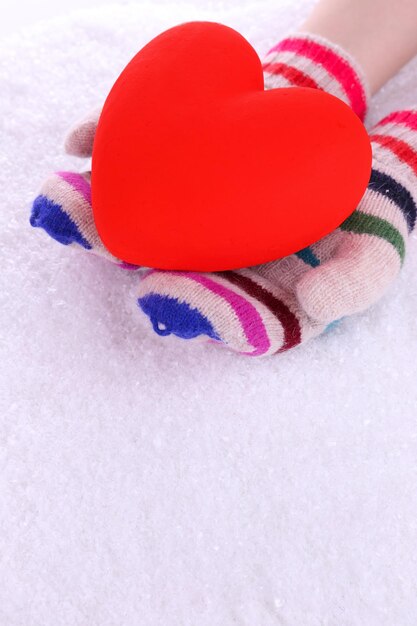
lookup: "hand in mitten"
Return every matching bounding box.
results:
[30,108,140,269]
[137,106,416,355]
[136,32,417,356]
[134,32,387,355]
[30,32,367,269]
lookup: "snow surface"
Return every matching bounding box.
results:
[1,0,417,624]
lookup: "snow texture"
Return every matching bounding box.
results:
[1,0,417,624]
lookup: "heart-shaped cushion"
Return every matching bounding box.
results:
[91,21,371,271]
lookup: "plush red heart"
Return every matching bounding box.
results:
[91,21,372,271]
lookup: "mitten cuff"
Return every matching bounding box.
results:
[368,109,417,232]
[262,31,370,121]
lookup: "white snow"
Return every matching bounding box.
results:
[1,1,417,624]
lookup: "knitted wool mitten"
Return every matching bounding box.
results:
[138,109,416,355]
[30,169,139,269]
[31,31,366,267]
[135,37,417,355]
[30,109,140,269]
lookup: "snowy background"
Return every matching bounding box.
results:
[1,0,417,624]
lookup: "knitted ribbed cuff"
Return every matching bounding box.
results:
[262,31,370,121]
[369,109,417,230]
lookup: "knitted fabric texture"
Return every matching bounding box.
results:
[31,171,138,269]
[30,31,368,268]
[64,107,102,158]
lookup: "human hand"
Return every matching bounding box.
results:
[30,108,140,269]
[136,108,416,355]
[134,36,416,355]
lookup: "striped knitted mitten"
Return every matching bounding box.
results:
[134,31,370,352]
[30,170,139,269]
[135,36,416,355]
[30,108,139,269]
[30,31,366,269]
[296,110,417,324]
[137,110,417,355]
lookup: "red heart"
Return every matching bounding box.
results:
[91,21,371,271]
